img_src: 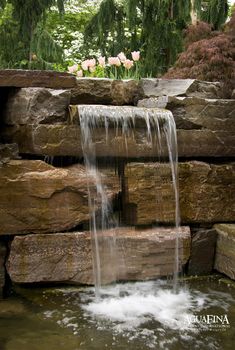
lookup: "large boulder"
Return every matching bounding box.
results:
[214,224,235,280]
[0,69,76,89]
[70,78,138,105]
[0,160,119,235]
[3,88,71,125]
[0,240,6,298]
[138,79,223,99]
[6,226,190,284]
[124,161,235,225]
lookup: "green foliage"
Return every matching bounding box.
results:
[0,3,24,68]
[84,0,192,76]
[201,0,229,29]
[0,0,230,73]
[45,0,99,66]
[84,0,230,76]
[0,0,65,69]
[85,0,127,55]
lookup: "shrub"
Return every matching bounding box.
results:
[164,15,235,97]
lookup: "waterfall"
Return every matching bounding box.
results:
[79,105,180,296]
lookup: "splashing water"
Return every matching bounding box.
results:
[79,105,180,296]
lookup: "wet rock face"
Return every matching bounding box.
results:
[187,228,217,275]
[3,88,71,125]
[124,162,235,225]
[214,224,235,280]
[137,96,235,158]
[6,227,190,284]
[0,160,119,235]
[0,69,77,89]
[0,75,234,285]
[2,94,235,158]
[138,96,235,131]
[0,241,6,298]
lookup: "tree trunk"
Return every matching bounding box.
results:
[191,0,198,24]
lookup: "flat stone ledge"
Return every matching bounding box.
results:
[0,69,77,89]
[2,124,234,158]
[7,226,190,285]
[138,79,223,99]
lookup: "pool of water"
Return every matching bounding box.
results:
[0,277,235,350]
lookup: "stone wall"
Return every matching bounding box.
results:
[0,70,234,293]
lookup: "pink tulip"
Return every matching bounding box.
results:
[81,59,95,70]
[68,64,78,73]
[89,66,96,73]
[108,57,121,67]
[98,56,106,67]
[81,60,89,71]
[88,58,96,68]
[76,70,83,77]
[118,52,126,62]
[131,51,140,61]
[123,59,134,70]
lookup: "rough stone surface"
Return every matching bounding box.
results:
[70,78,138,105]
[124,162,235,225]
[138,79,223,99]
[0,160,119,235]
[188,228,217,275]
[214,224,235,280]
[7,226,190,284]
[111,80,139,105]
[70,78,113,104]
[0,69,76,88]
[0,241,6,297]
[2,124,234,158]
[3,99,234,158]
[3,88,71,125]
[0,143,19,163]
[138,96,235,131]
[177,130,235,158]
[1,105,171,157]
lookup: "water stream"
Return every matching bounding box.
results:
[79,105,180,294]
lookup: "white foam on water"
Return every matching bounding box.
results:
[81,281,206,332]
[40,280,234,350]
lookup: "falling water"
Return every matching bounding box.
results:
[163,114,180,291]
[79,105,180,296]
